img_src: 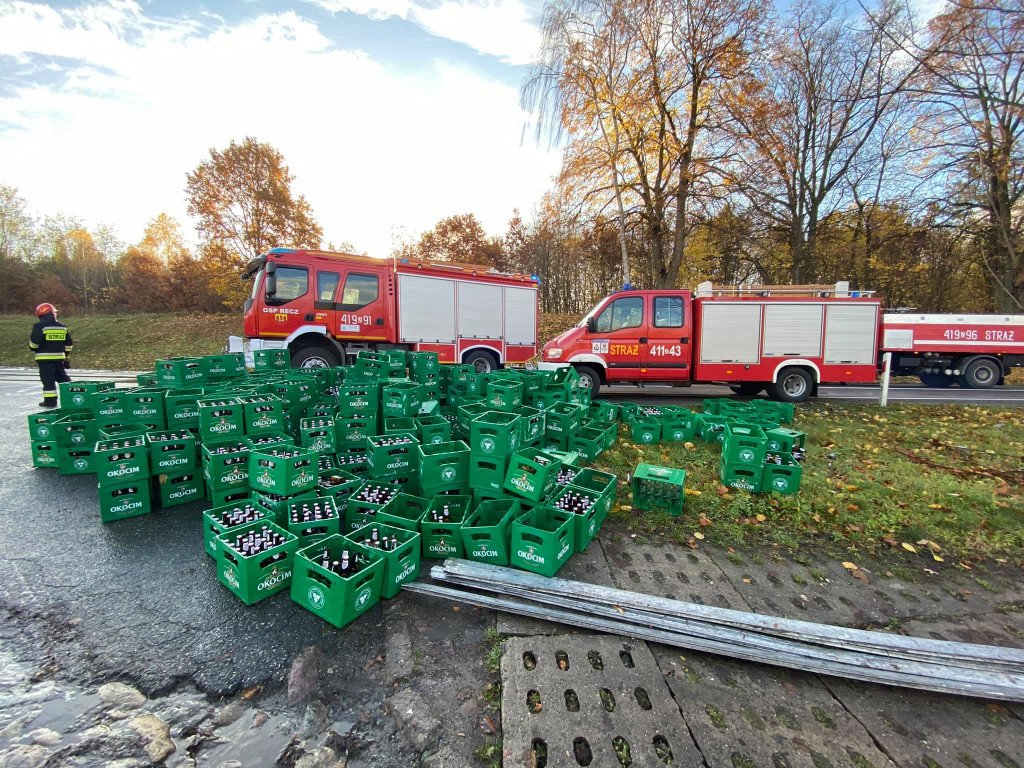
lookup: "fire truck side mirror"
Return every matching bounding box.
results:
[585,318,596,334]
[265,273,277,297]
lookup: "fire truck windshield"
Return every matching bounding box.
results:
[576,299,606,327]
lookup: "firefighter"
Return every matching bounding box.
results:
[29,303,73,408]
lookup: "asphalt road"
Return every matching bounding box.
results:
[0,378,383,699]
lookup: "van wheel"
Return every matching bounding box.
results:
[963,358,1000,389]
[574,365,601,396]
[770,368,813,403]
[464,349,498,374]
[292,345,339,369]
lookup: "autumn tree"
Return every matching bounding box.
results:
[185,137,323,263]
[116,247,170,310]
[0,185,34,312]
[409,214,502,265]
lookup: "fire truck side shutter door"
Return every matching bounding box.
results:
[504,287,536,345]
[458,282,502,339]
[825,304,878,364]
[398,274,455,343]
[763,304,823,357]
[699,303,761,363]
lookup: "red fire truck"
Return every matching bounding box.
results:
[539,282,1024,401]
[239,249,539,371]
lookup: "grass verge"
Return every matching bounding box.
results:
[594,401,1024,563]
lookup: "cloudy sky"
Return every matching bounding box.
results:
[0,0,560,256]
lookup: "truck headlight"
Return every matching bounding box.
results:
[547,348,562,359]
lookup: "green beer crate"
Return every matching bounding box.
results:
[338,383,379,414]
[202,500,267,558]
[202,353,246,379]
[629,419,661,445]
[418,440,470,495]
[750,399,794,424]
[94,436,150,486]
[123,390,166,426]
[469,455,510,494]
[384,417,417,438]
[510,507,575,577]
[318,453,338,472]
[384,473,420,497]
[722,422,767,465]
[459,498,522,566]
[92,392,127,425]
[517,405,546,445]
[470,411,521,457]
[375,492,430,533]
[568,425,606,462]
[249,447,319,495]
[486,380,522,411]
[526,388,565,410]
[349,523,420,599]
[379,349,407,377]
[155,470,204,508]
[442,363,474,388]
[408,351,439,376]
[567,386,592,408]
[240,395,286,435]
[317,469,362,516]
[146,430,198,474]
[60,380,115,411]
[544,403,581,440]
[553,464,581,487]
[549,365,580,391]
[253,349,290,371]
[632,463,685,515]
[503,449,560,502]
[100,424,150,441]
[156,357,205,388]
[352,356,387,380]
[416,415,451,446]
[54,413,99,448]
[291,537,383,627]
[457,401,490,436]
[252,488,317,524]
[335,414,378,449]
[304,403,337,420]
[719,461,763,493]
[245,433,295,453]
[209,487,252,508]
[697,414,732,443]
[366,434,420,478]
[286,496,341,546]
[27,410,65,441]
[382,382,422,418]
[420,495,472,559]
[217,520,298,605]
[567,468,617,516]
[548,485,606,554]
[765,427,806,455]
[344,481,400,533]
[58,448,95,475]
[202,440,250,490]
[292,380,317,412]
[518,370,549,395]
[31,440,59,468]
[462,372,487,395]
[761,460,802,494]
[588,401,618,422]
[661,411,695,442]
[99,480,152,523]
[335,447,370,477]
[165,389,204,430]
[299,417,337,454]
[197,398,244,442]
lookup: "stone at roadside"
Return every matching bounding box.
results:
[287,646,324,706]
[294,746,341,768]
[128,714,175,763]
[297,701,329,739]
[98,683,146,710]
[28,728,61,747]
[211,699,247,728]
[385,623,413,684]
[103,760,144,768]
[0,745,49,768]
[389,689,441,754]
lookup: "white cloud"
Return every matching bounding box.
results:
[309,0,541,65]
[0,1,559,257]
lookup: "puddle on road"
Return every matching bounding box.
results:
[194,713,356,768]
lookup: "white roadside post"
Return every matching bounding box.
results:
[879,351,892,407]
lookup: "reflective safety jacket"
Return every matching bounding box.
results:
[29,313,73,361]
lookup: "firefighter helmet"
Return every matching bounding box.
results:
[35,303,56,317]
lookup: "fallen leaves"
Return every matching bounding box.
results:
[698,514,712,527]
[901,543,917,553]
[693,532,705,540]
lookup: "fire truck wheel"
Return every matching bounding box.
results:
[574,365,601,395]
[729,382,764,396]
[919,373,953,387]
[771,367,813,403]
[291,344,340,369]
[963,358,1001,389]
[463,349,498,374]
